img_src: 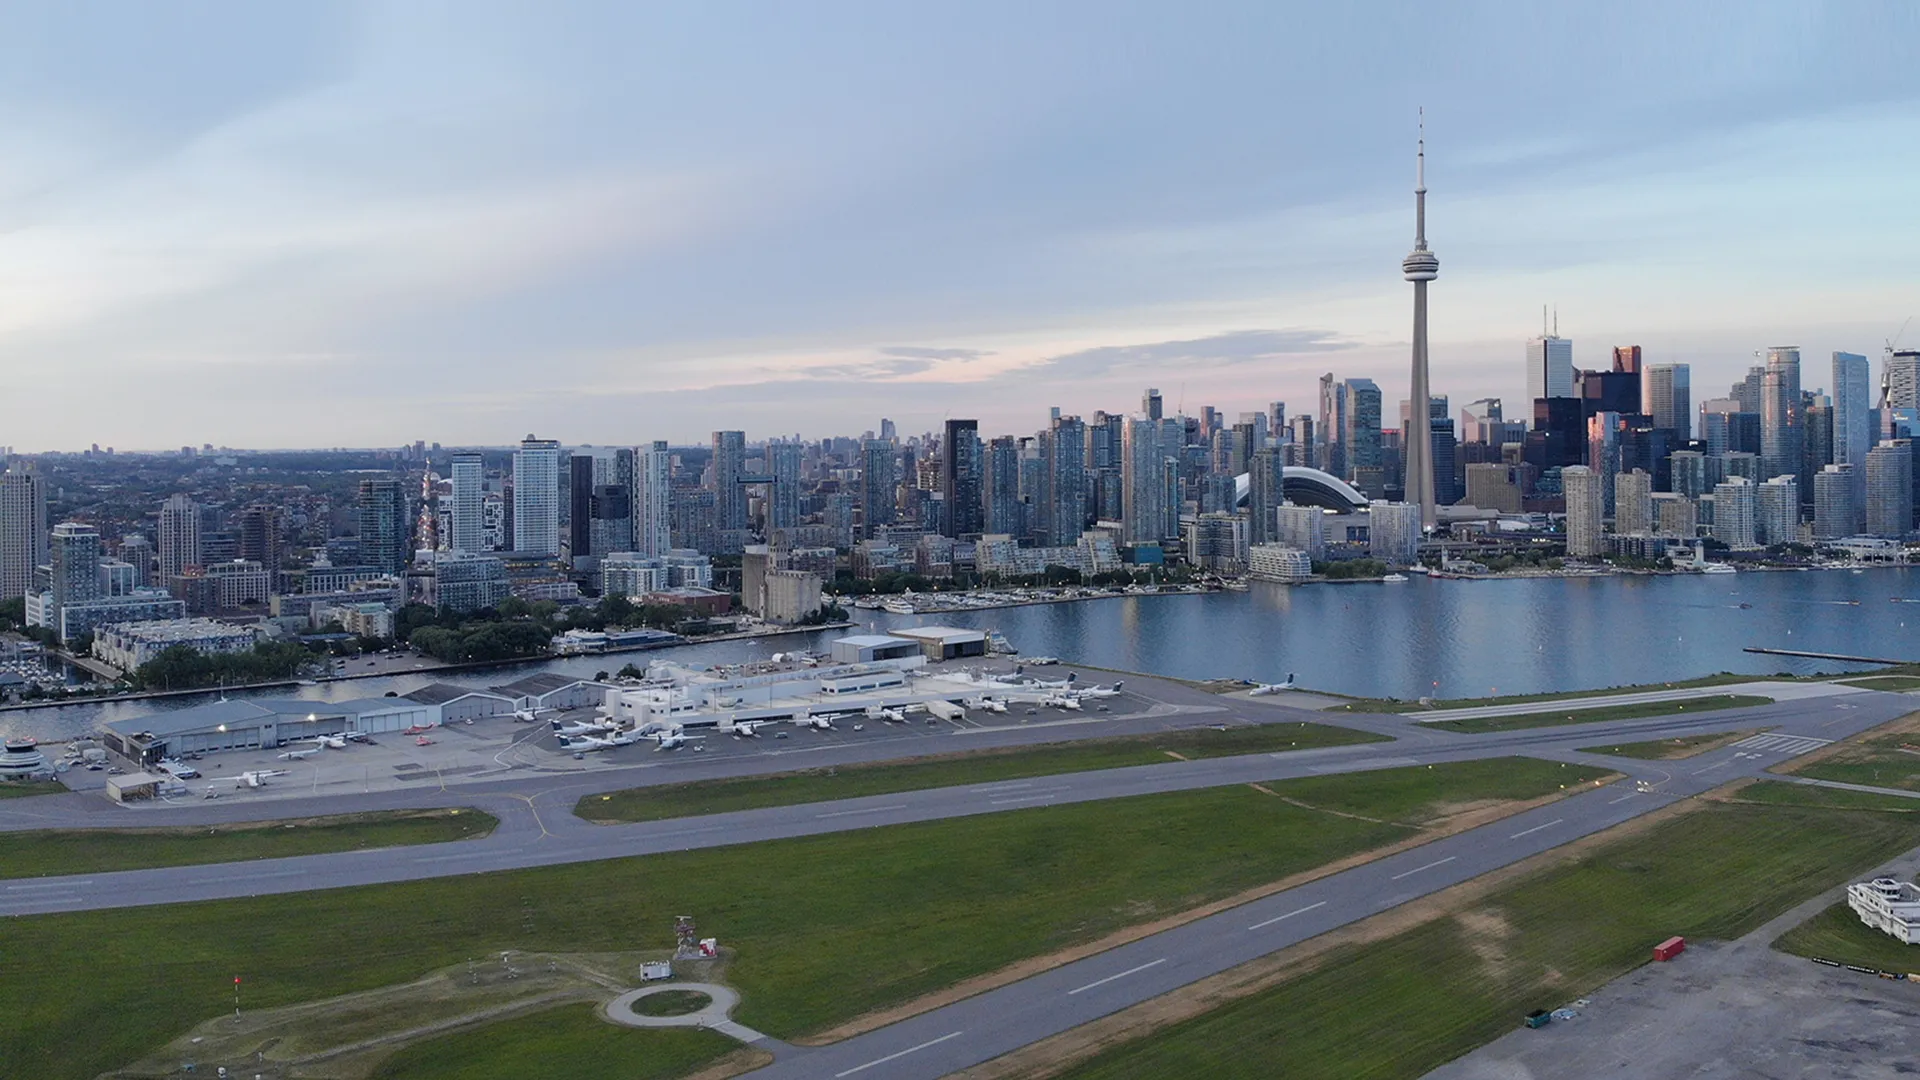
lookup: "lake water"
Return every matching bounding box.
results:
[8,567,1918,742]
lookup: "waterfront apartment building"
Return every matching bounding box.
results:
[1865,442,1914,539]
[1756,476,1800,547]
[1562,465,1603,557]
[1651,492,1697,538]
[1711,477,1758,549]
[1247,544,1312,582]
[1813,464,1857,540]
[941,419,983,538]
[1614,469,1653,535]
[637,441,672,557]
[448,452,486,554]
[357,477,414,574]
[1274,503,1326,559]
[1368,501,1420,565]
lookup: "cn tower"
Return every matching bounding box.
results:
[1402,111,1439,530]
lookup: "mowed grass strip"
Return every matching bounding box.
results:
[0,779,65,799]
[1426,694,1771,734]
[0,808,496,880]
[1578,729,1762,760]
[370,1003,738,1080]
[1731,779,1920,813]
[1788,725,1920,793]
[1774,902,1920,975]
[577,722,1385,823]
[1333,673,1783,713]
[1839,675,1920,692]
[1055,798,1920,1080]
[2,758,1596,1080]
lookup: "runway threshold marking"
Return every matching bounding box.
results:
[1248,900,1327,930]
[1067,958,1168,995]
[815,804,910,820]
[1508,818,1564,840]
[1389,855,1458,881]
[834,1030,965,1077]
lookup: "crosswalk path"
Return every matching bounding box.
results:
[1731,733,1833,756]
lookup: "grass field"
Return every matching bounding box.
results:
[1774,902,1920,975]
[0,808,496,880]
[0,779,65,798]
[1784,718,1920,793]
[1056,797,1920,1080]
[1331,673,1792,714]
[1424,694,1771,734]
[1839,676,1920,692]
[577,722,1386,823]
[1,758,1603,1080]
[632,990,712,1017]
[370,1003,738,1080]
[1578,730,1760,759]
[1732,780,1920,812]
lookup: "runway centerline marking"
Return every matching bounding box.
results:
[1608,793,1640,804]
[1067,958,1168,995]
[1248,900,1327,930]
[834,1031,965,1077]
[5,880,94,891]
[1389,855,1458,881]
[815,804,910,820]
[990,794,1061,805]
[1509,818,1564,840]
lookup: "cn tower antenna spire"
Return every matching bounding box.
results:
[1402,109,1440,532]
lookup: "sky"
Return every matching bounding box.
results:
[0,2,1915,451]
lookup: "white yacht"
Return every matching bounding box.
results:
[1382,573,1410,583]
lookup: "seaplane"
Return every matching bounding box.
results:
[1247,674,1297,696]
[277,746,321,761]
[551,717,617,737]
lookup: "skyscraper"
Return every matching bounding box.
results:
[1711,477,1757,549]
[569,449,634,561]
[1121,418,1169,545]
[1247,447,1285,545]
[1043,416,1087,547]
[238,503,284,578]
[512,435,562,557]
[1643,364,1692,438]
[1526,328,1574,403]
[636,441,672,556]
[1342,378,1382,479]
[157,493,201,580]
[941,419,983,538]
[709,431,747,534]
[1142,388,1163,422]
[0,465,48,601]
[1402,118,1439,529]
[984,436,1021,536]
[1760,348,1803,485]
[1812,464,1856,540]
[1887,351,1920,410]
[448,452,486,553]
[49,522,102,612]
[768,441,802,531]
[1562,465,1602,558]
[1756,475,1799,546]
[1319,373,1346,480]
[1833,351,1872,518]
[357,477,413,573]
[1865,442,1913,539]
[1614,470,1653,535]
[860,439,896,536]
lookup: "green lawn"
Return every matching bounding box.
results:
[1578,730,1759,760]
[1333,673,1791,714]
[1427,694,1772,734]
[631,990,713,1017]
[1785,726,1920,792]
[1,758,1604,1080]
[1733,780,1920,813]
[0,808,496,880]
[0,779,65,799]
[577,722,1386,823]
[1839,676,1920,692]
[1057,798,1920,1080]
[1774,902,1920,975]
[371,1003,738,1080]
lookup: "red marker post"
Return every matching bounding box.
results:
[233,975,242,1023]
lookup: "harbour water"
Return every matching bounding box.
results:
[7,568,1918,742]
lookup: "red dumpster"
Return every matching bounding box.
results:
[1653,936,1685,961]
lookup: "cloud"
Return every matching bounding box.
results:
[878,346,994,362]
[1033,329,1360,379]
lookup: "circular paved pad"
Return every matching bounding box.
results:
[606,982,743,1031]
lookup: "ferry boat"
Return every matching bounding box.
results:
[1700,563,1737,575]
[881,599,917,616]
[1382,573,1410,583]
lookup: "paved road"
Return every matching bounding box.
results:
[1409,679,1857,722]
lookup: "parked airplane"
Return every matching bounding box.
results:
[1247,674,1297,696]
[551,718,616,737]
[235,769,290,788]
[1041,692,1082,710]
[864,705,906,723]
[558,733,616,752]
[277,747,320,761]
[732,720,771,737]
[795,714,841,730]
[513,707,557,722]
[651,731,706,751]
[404,724,438,735]
[1078,683,1123,698]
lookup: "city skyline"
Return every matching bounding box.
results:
[0,5,1914,451]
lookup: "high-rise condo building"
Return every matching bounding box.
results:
[1614,470,1653,535]
[1142,388,1163,421]
[1888,351,1920,410]
[709,431,747,534]
[1343,378,1382,481]
[768,441,802,531]
[1643,364,1691,438]
[1865,442,1914,539]
[1812,464,1857,540]
[1368,501,1421,564]
[1121,418,1170,545]
[1711,477,1757,549]
[49,522,102,611]
[358,477,413,573]
[1760,347,1803,486]
[1274,503,1325,558]
[569,448,635,561]
[1562,465,1602,557]
[636,442,672,557]
[1319,373,1347,480]
[860,439,896,537]
[1042,416,1088,547]
[984,436,1021,536]
[1756,475,1799,546]
[1247,447,1285,545]
[0,464,48,601]
[448,452,486,553]
[511,435,562,557]
[1833,352,1872,517]
[941,419,983,538]
[238,503,284,577]
[157,493,202,580]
